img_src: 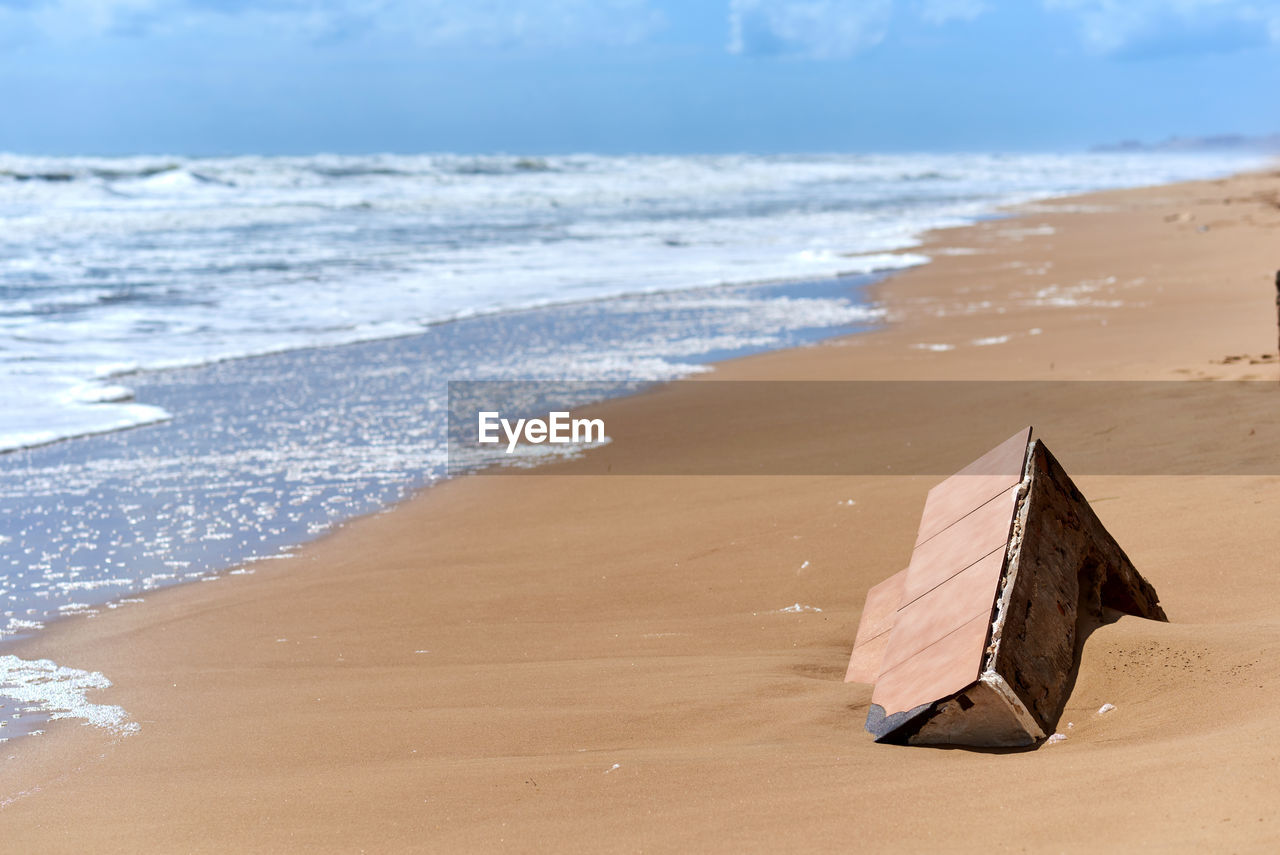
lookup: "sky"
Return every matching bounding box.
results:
[1,0,1278,155]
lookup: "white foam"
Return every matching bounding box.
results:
[2,618,44,636]
[0,655,138,735]
[0,151,1262,451]
[998,224,1056,238]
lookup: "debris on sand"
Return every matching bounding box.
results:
[845,427,1166,747]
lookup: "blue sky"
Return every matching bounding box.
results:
[2,0,1278,155]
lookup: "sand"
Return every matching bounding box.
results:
[4,168,1280,852]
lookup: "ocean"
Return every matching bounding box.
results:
[0,149,1262,740]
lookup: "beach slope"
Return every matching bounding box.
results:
[5,169,1280,852]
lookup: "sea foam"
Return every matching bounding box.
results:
[0,150,1263,452]
[0,654,138,735]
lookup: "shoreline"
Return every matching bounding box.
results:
[5,168,1280,850]
[0,268,894,457]
[1,150,1258,457]
[0,267,883,662]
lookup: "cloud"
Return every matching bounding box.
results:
[915,0,990,26]
[1044,0,1280,57]
[0,0,667,49]
[728,0,894,59]
[392,0,667,49]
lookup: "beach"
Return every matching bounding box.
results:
[4,166,1280,852]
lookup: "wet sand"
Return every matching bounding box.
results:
[5,168,1280,852]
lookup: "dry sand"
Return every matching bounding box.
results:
[5,169,1280,852]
